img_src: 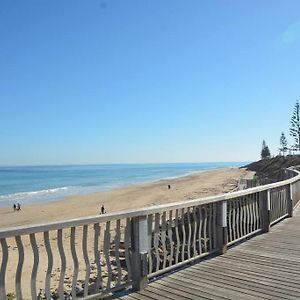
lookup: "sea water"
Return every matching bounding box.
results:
[0,162,247,207]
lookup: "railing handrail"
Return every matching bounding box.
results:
[1,167,299,239]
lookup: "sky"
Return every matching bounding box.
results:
[1,0,300,165]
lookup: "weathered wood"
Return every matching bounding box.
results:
[124,218,132,283]
[115,219,122,286]
[93,223,102,293]
[288,183,293,217]
[216,200,227,254]
[1,167,300,299]
[117,202,300,300]
[29,233,39,300]
[57,229,66,299]
[82,225,90,298]
[104,221,112,291]
[70,227,79,299]
[15,236,24,300]
[259,190,270,233]
[131,215,148,291]
[167,210,174,266]
[44,231,53,300]
[0,239,8,300]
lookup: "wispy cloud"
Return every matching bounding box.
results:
[281,22,300,44]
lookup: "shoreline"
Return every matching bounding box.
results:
[0,167,253,298]
[0,167,252,229]
[0,163,247,208]
[0,168,210,208]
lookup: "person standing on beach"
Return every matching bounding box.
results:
[100,204,106,214]
[13,203,16,211]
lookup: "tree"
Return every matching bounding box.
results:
[290,101,300,153]
[261,140,271,159]
[279,132,288,156]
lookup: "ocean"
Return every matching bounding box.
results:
[0,162,247,208]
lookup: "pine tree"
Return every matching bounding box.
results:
[290,101,300,153]
[261,140,271,159]
[279,132,288,156]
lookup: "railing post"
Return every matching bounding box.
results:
[216,200,227,254]
[260,190,270,232]
[287,184,293,217]
[131,215,148,291]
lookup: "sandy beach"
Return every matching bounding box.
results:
[0,167,252,298]
[0,167,251,229]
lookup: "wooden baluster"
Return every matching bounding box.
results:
[203,206,208,252]
[208,204,213,251]
[44,231,53,300]
[186,208,192,259]
[236,199,240,240]
[15,236,24,300]
[181,208,186,261]
[154,213,160,271]
[192,207,197,256]
[115,219,122,286]
[249,195,253,232]
[161,212,167,269]
[197,206,203,255]
[232,200,237,240]
[124,218,132,283]
[241,197,246,236]
[288,184,293,217]
[147,215,153,274]
[82,225,90,298]
[168,211,174,266]
[253,194,257,230]
[246,196,250,234]
[0,238,8,300]
[227,201,233,242]
[212,203,217,250]
[255,193,260,230]
[93,223,102,293]
[104,221,112,291]
[71,227,79,299]
[30,233,39,300]
[275,189,278,221]
[240,198,244,237]
[174,209,180,264]
[254,193,258,230]
[58,229,66,299]
[277,188,280,218]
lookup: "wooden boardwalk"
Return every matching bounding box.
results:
[115,205,300,300]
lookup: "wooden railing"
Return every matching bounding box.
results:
[1,167,300,299]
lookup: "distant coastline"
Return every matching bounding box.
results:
[0,162,249,208]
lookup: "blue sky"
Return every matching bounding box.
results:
[1,0,300,165]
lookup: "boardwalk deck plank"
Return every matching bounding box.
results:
[115,206,300,299]
[186,266,300,298]
[191,263,300,293]
[151,281,226,300]
[172,269,287,300]
[162,274,264,300]
[201,260,300,289]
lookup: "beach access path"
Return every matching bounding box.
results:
[115,203,300,300]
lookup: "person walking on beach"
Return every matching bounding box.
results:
[17,203,21,211]
[100,204,106,214]
[13,203,16,211]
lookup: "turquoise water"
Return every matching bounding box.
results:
[0,162,247,207]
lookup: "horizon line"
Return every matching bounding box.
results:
[0,161,252,168]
